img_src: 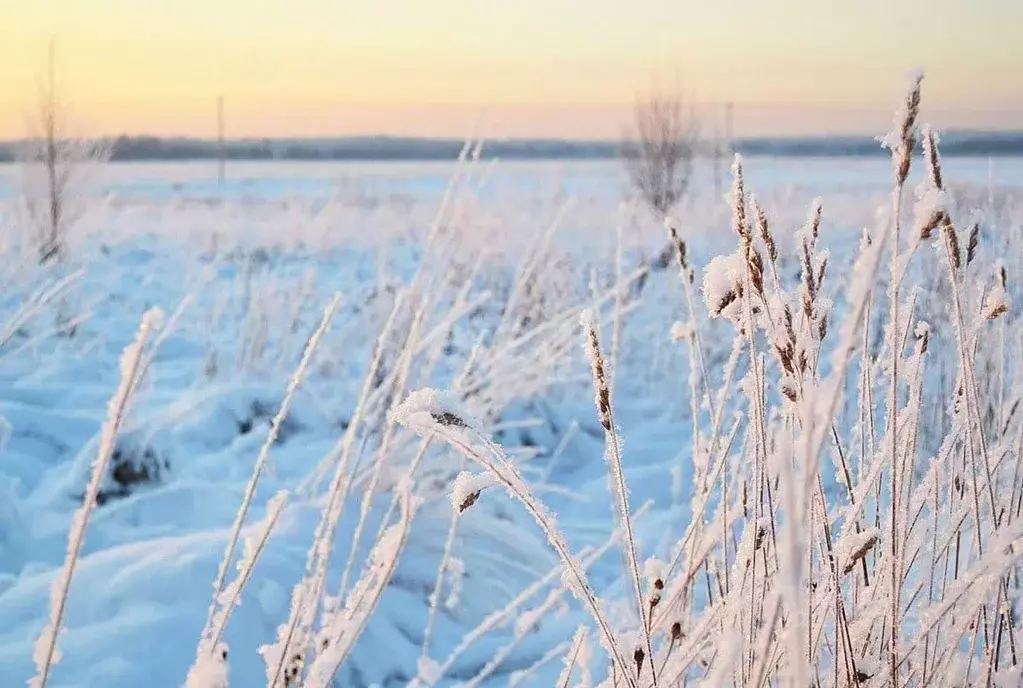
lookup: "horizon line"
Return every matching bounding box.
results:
[4,130,1023,163]
[5,126,1023,146]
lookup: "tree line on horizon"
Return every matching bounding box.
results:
[3,130,1023,163]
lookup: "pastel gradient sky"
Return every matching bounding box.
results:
[1,0,1021,139]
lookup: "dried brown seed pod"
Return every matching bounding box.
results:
[918,208,942,241]
[917,327,929,355]
[633,647,646,674]
[781,380,798,403]
[748,248,765,296]
[967,223,980,265]
[459,490,481,513]
[431,411,468,428]
[923,127,944,191]
[584,318,613,431]
[842,531,880,575]
[732,157,749,241]
[668,224,688,271]
[942,215,961,272]
[714,290,738,318]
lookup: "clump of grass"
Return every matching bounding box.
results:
[397,75,1023,686]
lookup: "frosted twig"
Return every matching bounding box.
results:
[395,389,637,687]
[202,293,340,643]
[303,479,419,687]
[581,309,657,684]
[31,307,162,688]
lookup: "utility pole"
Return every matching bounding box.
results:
[217,95,225,187]
[724,102,734,162]
[713,116,721,199]
[713,102,735,198]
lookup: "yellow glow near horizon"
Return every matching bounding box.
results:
[1,0,1021,139]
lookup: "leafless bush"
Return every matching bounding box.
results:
[622,94,698,219]
[20,43,109,265]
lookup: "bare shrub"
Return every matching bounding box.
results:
[623,94,698,220]
[20,42,109,265]
[623,94,699,293]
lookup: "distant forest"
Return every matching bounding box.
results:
[2,131,1022,162]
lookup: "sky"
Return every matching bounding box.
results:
[0,0,1021,140]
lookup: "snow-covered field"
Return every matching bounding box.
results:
[2,148,1023,687]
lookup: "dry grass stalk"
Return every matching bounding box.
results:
[203,294,341,649]
[884,73,924,685]
[582,311,658,684]
[395,389,638,686]
[31,308,161,688]
[267,292,403,686]
[887,73,923,186]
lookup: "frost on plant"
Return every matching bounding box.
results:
[450,471,494,513]
[701,253,746,323]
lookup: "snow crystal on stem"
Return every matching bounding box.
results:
[303,483,418,688]
[199,489,288,663]
[642,557,665,589]
[184,645,229,688]
[702,253,745,323]
[834,527,881,575]
[31,308,161,688]
[984,283,1010,321]
[415,657,443,685]
[398,385,635,685]
[393,388,481,435]
[557,626,591,688]
[443,557,465,609]
[670,321,691,343]
[450,471,494,513]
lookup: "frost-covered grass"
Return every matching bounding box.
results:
[2,84,1023,687]
[393,82,1023,687]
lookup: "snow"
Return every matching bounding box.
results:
[184,648,229,688]
[834,526,881,575]
[984,283,1010,320]
[1,154,1022,686]
[701,253,746,322]
[449,471,494,514]
[393,388,482,437]
[669,321,690,343]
